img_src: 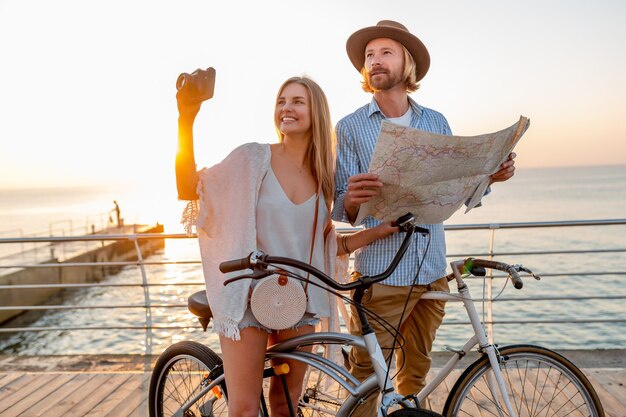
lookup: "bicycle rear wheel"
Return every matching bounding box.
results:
[149,341,228,417]
[298,345,379,417]
[298,343,348,417]
[443,344,604,417]
[300,363,350,416]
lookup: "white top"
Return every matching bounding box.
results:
[386,106,412,126]
[256,165,330,317]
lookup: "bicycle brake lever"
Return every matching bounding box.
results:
[516,265,541,280]
[223,270,273,286]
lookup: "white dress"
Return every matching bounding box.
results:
[255,166,330,318]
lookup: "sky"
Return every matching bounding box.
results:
[1,0,625,194]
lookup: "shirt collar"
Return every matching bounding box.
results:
[367,96,423,120]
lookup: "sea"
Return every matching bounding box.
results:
[0,164,625,356]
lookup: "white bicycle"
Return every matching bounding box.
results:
[148,214,605,417]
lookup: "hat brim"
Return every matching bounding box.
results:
[346,26,430,82]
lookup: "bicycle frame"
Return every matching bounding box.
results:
[273,259,519,417]
[174,260,520,417]
[191,216,528,417]
[278,259,521,417]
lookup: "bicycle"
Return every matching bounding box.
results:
[148,214,605,417]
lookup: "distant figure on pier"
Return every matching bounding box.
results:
[109,200,123,228]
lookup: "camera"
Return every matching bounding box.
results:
[176,67,216,102]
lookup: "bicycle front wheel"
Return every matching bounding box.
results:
[149,341,228,417]
[443,344,604,417]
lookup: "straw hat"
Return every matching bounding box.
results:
[346,20,430,82]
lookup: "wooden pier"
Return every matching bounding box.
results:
[0,350,624,416]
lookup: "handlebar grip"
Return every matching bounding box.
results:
[219,256,251,273]
[508,267,524,289]
[466,259,524,290]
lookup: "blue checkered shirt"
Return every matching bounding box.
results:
[332,97,452,286]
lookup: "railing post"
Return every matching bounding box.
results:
[487,225,497,344]
[132,236,153,370]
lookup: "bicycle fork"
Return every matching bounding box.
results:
[482,344,516,417]
[355,286,408,416]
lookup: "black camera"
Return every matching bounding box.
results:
[176,67,216,102]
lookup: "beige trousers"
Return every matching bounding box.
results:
[347,277,449,417]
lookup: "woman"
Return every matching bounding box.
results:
[176,70,396,417]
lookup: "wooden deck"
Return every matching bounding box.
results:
[0,372,149,416]
[0,353,624,416]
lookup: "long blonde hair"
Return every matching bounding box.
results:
[275,76,335,205]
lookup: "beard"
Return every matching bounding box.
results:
[368,69,403,92]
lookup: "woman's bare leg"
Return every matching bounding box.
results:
[219,327,269,417]
[268,324,315,417]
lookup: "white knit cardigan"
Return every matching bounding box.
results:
[183,142,346,340]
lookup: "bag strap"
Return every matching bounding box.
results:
[323,198,333,238]
[304,192,319,292]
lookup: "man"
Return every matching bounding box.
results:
[332,20,516,415]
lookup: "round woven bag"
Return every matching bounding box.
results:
[250,274,307,330]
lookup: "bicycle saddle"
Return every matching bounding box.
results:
[188,290,213,331]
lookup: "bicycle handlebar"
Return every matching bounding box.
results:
[220,213,537,291]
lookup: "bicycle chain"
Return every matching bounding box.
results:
[303,389,342,408]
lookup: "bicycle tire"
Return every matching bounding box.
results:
[149,341,228,417]
[443,344,605,417]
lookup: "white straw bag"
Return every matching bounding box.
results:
[250,273,307,330]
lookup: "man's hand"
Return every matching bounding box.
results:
[373,221,400,239]
[344,173,383,221]
[490,152,516,184]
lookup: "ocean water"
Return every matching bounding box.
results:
[0,164,625,355]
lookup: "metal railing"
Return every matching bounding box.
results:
[1,219,625,353]
[444,219,626,344]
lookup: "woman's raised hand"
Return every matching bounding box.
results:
[176,67,216,122]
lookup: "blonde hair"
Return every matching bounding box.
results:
[275,76,336,205]
[361,45,420,94]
